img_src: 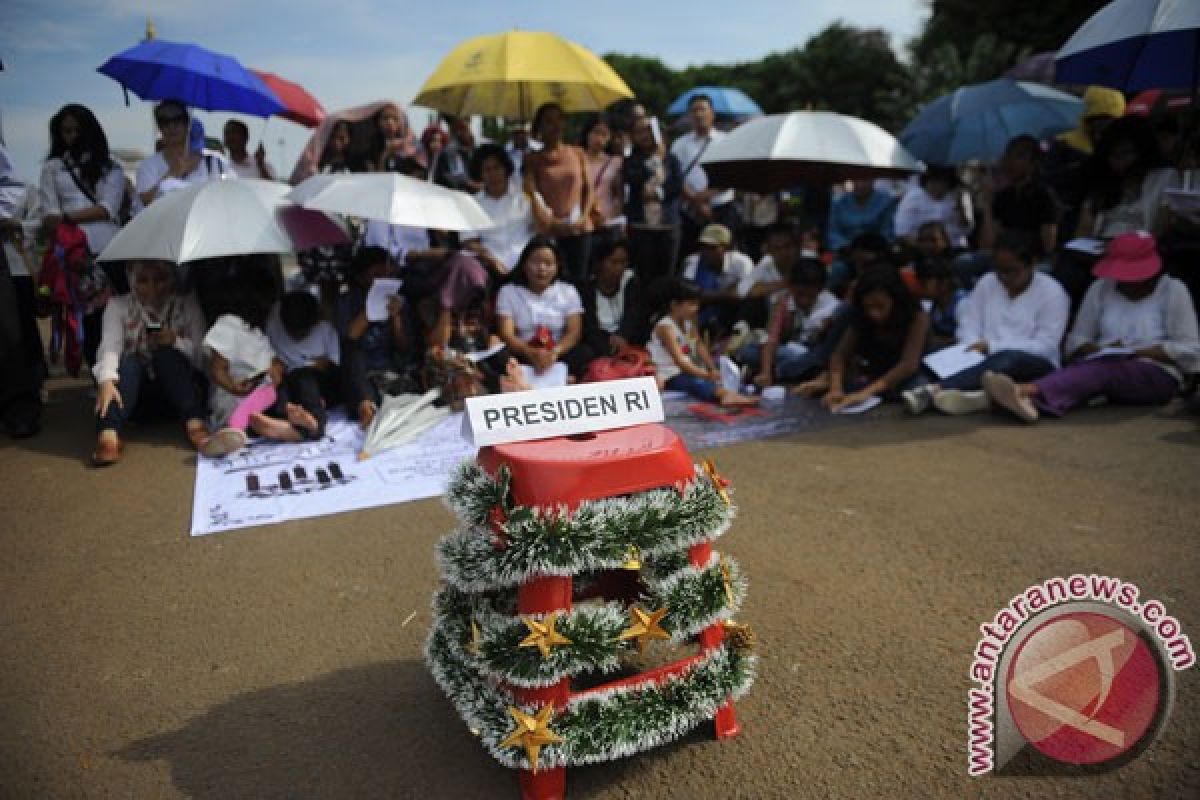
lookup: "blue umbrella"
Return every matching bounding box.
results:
[667,86,762,117]
[98,39,285,117]
[1055,0,1200,92]
[900,78,1084,165]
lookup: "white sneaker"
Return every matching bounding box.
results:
[902,385,934,415]
[933,389,989,415]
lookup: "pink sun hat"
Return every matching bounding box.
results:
[1093,231,1162,282]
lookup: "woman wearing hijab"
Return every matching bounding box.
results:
[91,260,208,465]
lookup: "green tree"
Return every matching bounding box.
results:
[601,53,683,117]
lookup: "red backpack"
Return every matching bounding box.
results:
[36,222,107,376]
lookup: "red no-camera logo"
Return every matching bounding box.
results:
[1005,611,1163,765]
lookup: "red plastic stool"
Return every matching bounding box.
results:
[477,424,742,800]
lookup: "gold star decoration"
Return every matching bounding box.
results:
[702,459,732,505]
[499,703,563,773]
[719,555,735,606]
[467,619,482,655]
[618,605,671,653]
[622,545,642,571]
[518,612,572,659]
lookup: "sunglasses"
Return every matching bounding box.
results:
[156,114,187,127]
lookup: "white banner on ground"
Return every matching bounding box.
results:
[190,412,476,536]
[461,377,664,447]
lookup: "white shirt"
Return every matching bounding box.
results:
[203,313,277,427]
[39,157,126,254]
[894,186,972,248]
[596,270,635,334]
[495,281,583,343]
[739,253,785,298]
[135,150,233,210]
[226,153,276,180]
[1092,168,1175,238]
[1066,276,1200,382]
[469,184,535,272]
[956,272,1070,367]
[670,129,734,207]
[772,289,841,345]
[681,250,754,294]
[265,305,340,371]
[647,316,698,382]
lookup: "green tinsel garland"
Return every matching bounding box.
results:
[438,464,733,593]
[432,554,748,688]
[427,621,757,770]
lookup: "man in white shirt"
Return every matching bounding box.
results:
[679,223,753,337]
[903,232,1069,415]
[223,120,275,180]
[670,94,738,268]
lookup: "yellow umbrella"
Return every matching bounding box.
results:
[414,30,633,119]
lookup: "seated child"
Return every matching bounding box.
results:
[201,262,312,454]
[916,256,967,350]
[266,290,341,439]
[747,258,844,387]
[647,279,757,406]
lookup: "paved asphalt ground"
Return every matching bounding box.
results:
[2,384,1198,799]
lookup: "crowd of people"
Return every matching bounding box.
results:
[1,85,1198,466]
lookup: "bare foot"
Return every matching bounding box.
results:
[249,412,303,442]
[792,375,830,397]
[358,401,377,430]
[185,419,209,450]
[717,389,759,407]
[285,403,319,437]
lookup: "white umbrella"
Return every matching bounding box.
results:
[289,173,494,232]
[359,390,448,460]
[699,111,923,193]
[97,179,348,263]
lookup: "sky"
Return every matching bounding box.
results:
[0,0,927,183]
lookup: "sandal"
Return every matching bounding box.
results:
[92,433,123,467]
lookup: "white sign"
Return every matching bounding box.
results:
[462,376,664,446]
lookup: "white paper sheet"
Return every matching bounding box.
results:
[923,343,986,379]
[1065,237,1106,256]
[1085,346,1135,361]
[365,278,404,322]
[834,395,881,415]
[191,412,475,536]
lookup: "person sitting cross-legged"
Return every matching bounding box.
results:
[985,231,1199,422]
[903,232,1069,416]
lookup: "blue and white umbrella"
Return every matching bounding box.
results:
[900,78,1084,165]
[1055,0,1200,92]
[667,86,763,118]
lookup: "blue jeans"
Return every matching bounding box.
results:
[939,349,1056,391]
[97,349,206,433]
[666,373,719,402]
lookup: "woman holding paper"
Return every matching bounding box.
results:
[797,266,930,412]
[986,232,1199,422]
[903,232,1069,416]
[495,236,585,384]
